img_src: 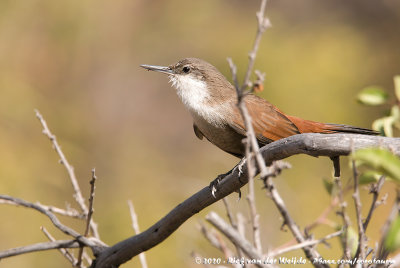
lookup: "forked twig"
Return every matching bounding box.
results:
[35,109,100,239]
[0,194,104,253]
[41,226,77,264]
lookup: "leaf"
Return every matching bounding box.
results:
[391,105,400,120]
[384,216,400,253]
[372,114,396,137]
[383,116,395,137]
[394,75,400,102]
[357,86,388,106]
[359,170,381,185]
[322,178,334,195]
[372,118,386,135]
[338,226,358,258]
[353,148,400,183]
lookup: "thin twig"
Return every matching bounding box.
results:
[35,109,100,239]
[0,194,105,253]
[0,240,80,259]
[246,169,262,254]
[241,0,271,92]
[222,198,237,228]
[0,199,85,219]
[363,176,386,230]
[305,184,353,234]
[334,175,352,264]
[198,222,236,262]
[377,190,400,260]
[128,200,148,268]
[351,159,366,265]
[222,198,246,265]
[243,137,262,254]
[77,168,98,267]
[41,226,77,264]
[236,212,248,268]
[267,230,343,257]
[206,212,273,268]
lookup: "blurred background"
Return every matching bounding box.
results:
[1,0,400,267]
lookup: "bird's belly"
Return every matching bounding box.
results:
[193,116,245,157]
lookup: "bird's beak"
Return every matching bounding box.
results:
[140,64,173,75]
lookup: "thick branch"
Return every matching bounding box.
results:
[92,133,400,268]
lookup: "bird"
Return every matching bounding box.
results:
[140,57,377,160]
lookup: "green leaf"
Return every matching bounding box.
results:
[372,114,396,137]
[339,226,358,258]
[394,75,400,102]
[372,118,386,135]
[353,148,400,183]
[357,86,388,106]
[385,216,400,253]
[322,178,334,195]
[359,170,381,185]
[391,105,400,120]
[383,116,395,137]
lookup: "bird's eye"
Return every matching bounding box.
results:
[182,66,190,73]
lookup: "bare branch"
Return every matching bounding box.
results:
[41,226,77,264]
[363,176,386,230]
[267,230,343,257]
[0,194,106,255]
[198,222,237,262]
[91,133,400,268]
[351,160,366,265]
[241,0,271,92]
[244,142,262,254]
[377,191,400,260]
[0,199,85,219]
[206,212,273,268]
[35,109,100,239]
[222,198,237,228]
[334,174,352,262]
[35,110,86,211]
[222,198,246,264]
[0,240,80,259]
[128,200,148,268]
[77,168,98,267]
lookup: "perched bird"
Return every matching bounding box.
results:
[141,58,377,159]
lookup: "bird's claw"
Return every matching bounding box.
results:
[209,174,225,198]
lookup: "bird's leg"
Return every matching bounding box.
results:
[330,156,341,177]
[209,170,232,198]
[209,158,246,198]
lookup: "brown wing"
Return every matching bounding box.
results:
[230,94,300,144]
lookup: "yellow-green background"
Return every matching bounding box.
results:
[1,0,399,267]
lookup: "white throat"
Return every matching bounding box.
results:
[169,75,227,126]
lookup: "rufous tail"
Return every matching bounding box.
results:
[288,116,378,135]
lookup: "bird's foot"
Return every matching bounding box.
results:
[237,158,247,177]
[209,173,226,198]
[209,166,243,199]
